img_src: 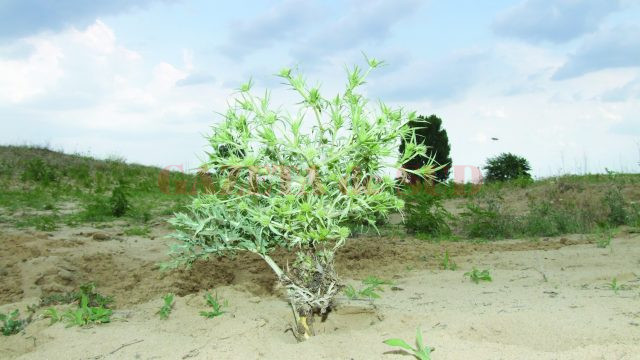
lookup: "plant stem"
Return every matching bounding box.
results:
[257,253,302,336]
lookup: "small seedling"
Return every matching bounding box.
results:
[1,310,28,336]
[607,278,622,294]
[344,285,359,300]
[595,230,612,248]
[43,307,61,325]
[157,293,175,320]
[464,268,492,284]
[441,250,457,270]
[200,292,227,318]
[343,276,393,301]
[61,294,112,327]
[77,282,113,308]
[383,327,433,360]
[361,276,393,299]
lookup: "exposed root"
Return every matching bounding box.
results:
[258,248,342,340]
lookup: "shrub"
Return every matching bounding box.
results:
[483,153,531,183]
[109,182,130,217]
[630,203,640,227]
[603,187,628,226]
[80,196,112,221]
[21,158,57,184]
[166,58,436,339]
[459,198,517,239]
[524,201,582,236]
[402,185,452,237]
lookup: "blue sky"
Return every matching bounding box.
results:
[1,0,639,178]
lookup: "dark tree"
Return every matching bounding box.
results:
[483,152,532,182]
[399,114,452,183]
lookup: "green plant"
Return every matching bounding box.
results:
[200,292,227,318]
[343,276,392,301]
[402,187,452,237]
[80,196,114,221]
[166,57,437,338]
[361,276,392,300]
[603,187,628,226]
[400,114,451,183]
[343,285,359,299]
[125,226,150,237]
[464,268,492,284]
[157,293,175,320]
[483,153,531,183]
[1,310,28,336]
[460,198,517,239]
[110,181,130,217]
[16,214,59,231]
[595,228,613,248]
[524,200,583,237]
[40,283,113,327]
[76,282,113,308]
[21,158,57,184]
[630,203,640,228]
[383,327,432,360]
[61,294,112,327]
[441,250,457,270]
[43,307,61,325]
[607,278,622,294]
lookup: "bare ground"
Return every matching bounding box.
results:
[1,222,639,359]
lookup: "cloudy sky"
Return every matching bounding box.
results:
[1,0,639,178]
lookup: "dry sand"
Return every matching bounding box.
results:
[1,222,639,359]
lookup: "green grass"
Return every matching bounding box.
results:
[16,214,60,231]
[441,250,457,270]
[3,145,639,246]
[455,173,639,240]
[125,226,151,237]
[0,145,198,230]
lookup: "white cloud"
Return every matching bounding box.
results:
[553,25,640,80]
[0,0,166,42]
[493,0,623,43]
[0,38,64,102]
[0,20,232,167]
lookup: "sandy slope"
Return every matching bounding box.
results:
[1,226,639,359]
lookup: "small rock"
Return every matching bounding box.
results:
[57,269,75,282]
[41,283,66,293]
[92,232,110,241]
[249,296,261,304]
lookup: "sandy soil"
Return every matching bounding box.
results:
[1,221,639,359]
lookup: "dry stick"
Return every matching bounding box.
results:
[107,339,144,356]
